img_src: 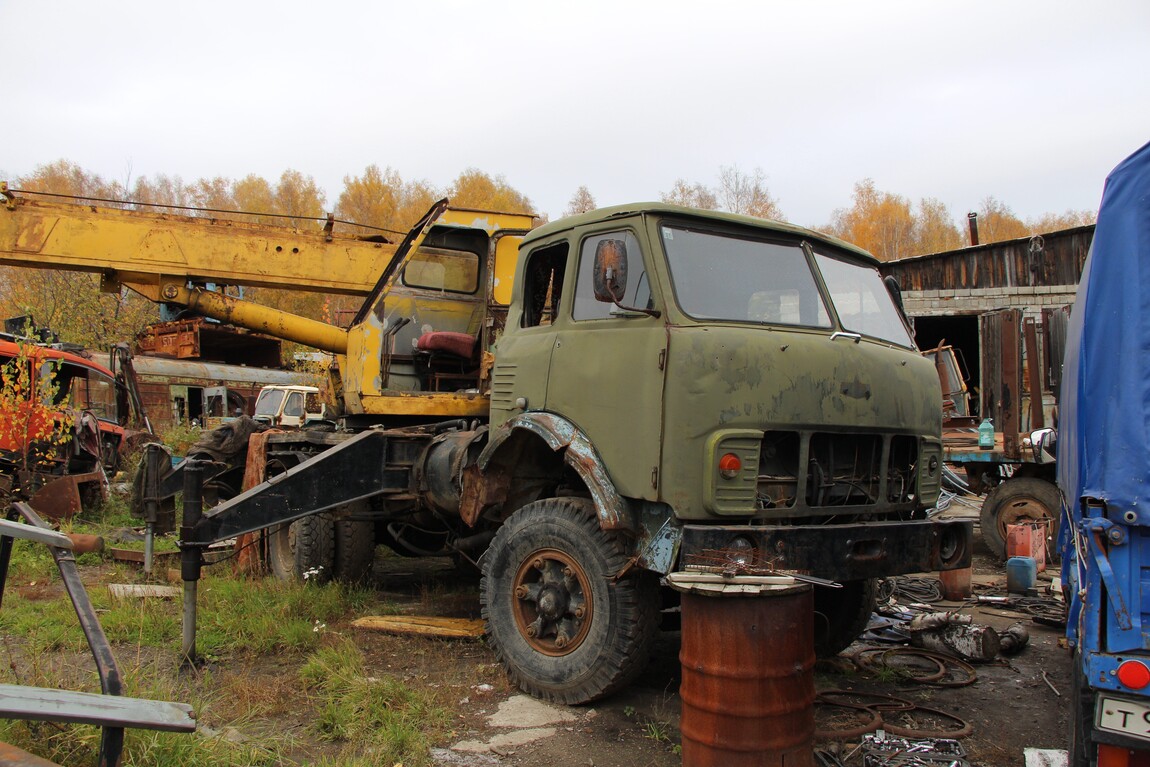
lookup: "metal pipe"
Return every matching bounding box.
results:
[170,285,350,354]
[179,463,205,668]
[967,212,980,246]
[144,523,155,575]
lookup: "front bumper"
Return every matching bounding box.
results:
[679,518,972,582]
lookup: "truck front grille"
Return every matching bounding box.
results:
[757,431,919,512]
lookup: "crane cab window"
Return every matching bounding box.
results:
[402,247,479,294]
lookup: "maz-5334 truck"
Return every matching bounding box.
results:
[0,187,971,703]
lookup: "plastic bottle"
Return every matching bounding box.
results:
[978,417,995,450]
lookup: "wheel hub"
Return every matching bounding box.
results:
[512,548,592,656]
[537,586,567,621]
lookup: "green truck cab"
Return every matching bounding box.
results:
[476,204,971,702]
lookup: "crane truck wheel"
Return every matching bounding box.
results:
[813,578,878,657]
[481,497,659,705]
[268,514,335,583]
[333,516,375,584]
[979,477,1060,561]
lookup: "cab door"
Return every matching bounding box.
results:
[546,230,666,501]
[280,390,306,428]
[489,242,569,426]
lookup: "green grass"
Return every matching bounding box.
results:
[0,556,420,766]
[0,478,465,766]
[299,638,451,767]
[0,545,372,655]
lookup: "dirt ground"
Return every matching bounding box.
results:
[328,501,1070,767]
[16,500,1068,766]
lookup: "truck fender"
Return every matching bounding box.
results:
[476,413,633,532]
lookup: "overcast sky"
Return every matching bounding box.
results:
[2,1,1147,229]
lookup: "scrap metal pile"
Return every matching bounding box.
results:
[814,574,1068,750]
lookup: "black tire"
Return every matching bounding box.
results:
[1069,653,1098,767]
[333,516,375,584]
[481,497,660,704]
[980,477,1060,561]
[268,514,334,583]
[813,578,878,657]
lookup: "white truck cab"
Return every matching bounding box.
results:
[252,385,326,428]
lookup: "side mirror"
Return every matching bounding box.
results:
[883,275,905,315]
[593,239,628,303]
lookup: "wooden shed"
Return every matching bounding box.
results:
[881,225,1093,426]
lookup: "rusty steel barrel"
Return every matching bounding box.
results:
[669,573,815,767]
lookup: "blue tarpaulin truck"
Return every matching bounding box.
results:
[1061,140,1150,766]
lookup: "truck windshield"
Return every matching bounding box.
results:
[660,225,912,347]
[813,252,913,347]
[254,389,285,417]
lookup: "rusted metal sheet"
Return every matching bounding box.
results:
[0,740,62,766]
[676,579,815,767]
[1043,305,1073,396]
[980,310,1023,459]
[1024,318,1045,429]
[28,469,107,521]
[136,318,282,367]
[882,225,1093,292]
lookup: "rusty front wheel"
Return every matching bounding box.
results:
[511,548,593,656]
[481,497,659,704]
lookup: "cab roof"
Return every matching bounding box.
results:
[524,202,878,265]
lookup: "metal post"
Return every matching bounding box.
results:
[179,462,204,668]
[141,444,168,577]
[144,525,154,575]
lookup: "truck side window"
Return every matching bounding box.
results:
[574,232,648,320]
[284,392,305,418]
[522,244,569,327]
[87,373,118,422]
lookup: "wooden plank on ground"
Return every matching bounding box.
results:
[0,684,196,732]
[351,616,485,638]
[108,584,182,600]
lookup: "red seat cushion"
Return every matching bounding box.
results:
[417,332,476,358]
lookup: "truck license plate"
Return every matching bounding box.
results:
[1098,695,1150,742]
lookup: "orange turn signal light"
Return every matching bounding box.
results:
[718,453,742,479]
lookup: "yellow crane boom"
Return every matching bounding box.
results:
[0,184,535,417]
